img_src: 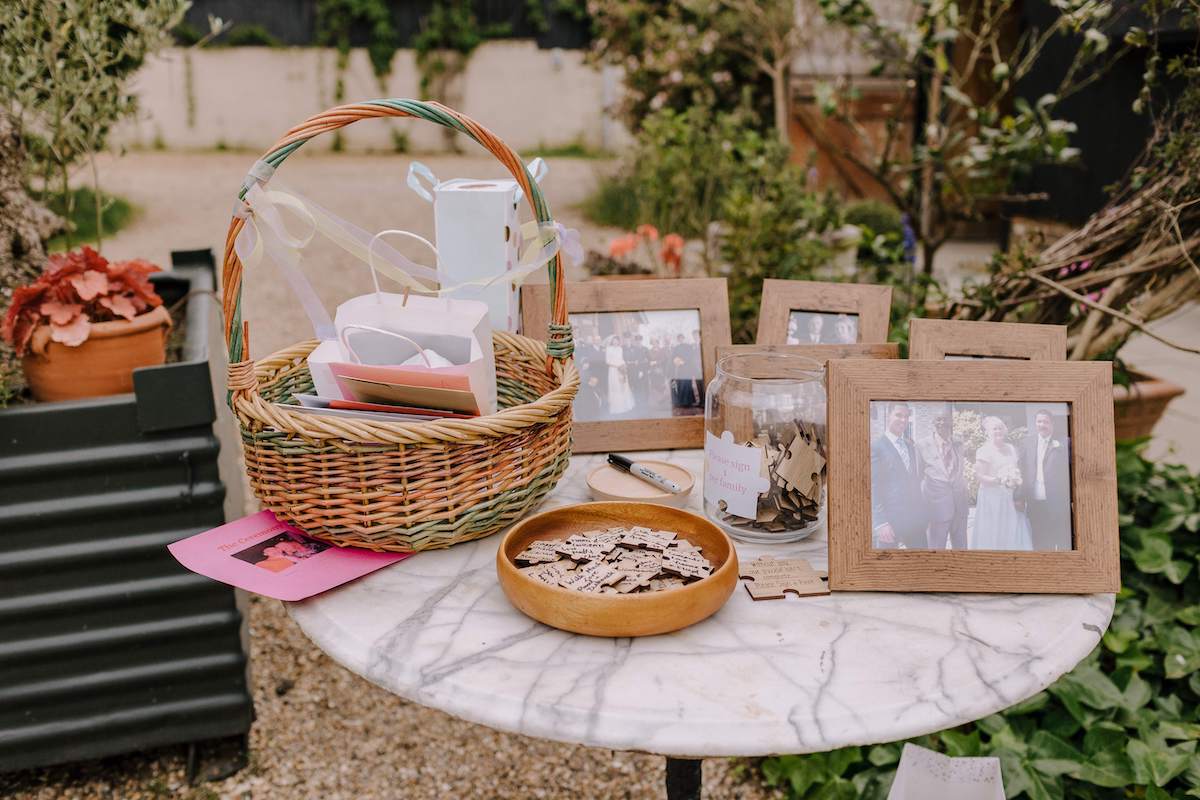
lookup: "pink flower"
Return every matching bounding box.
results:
[49,314,91,347]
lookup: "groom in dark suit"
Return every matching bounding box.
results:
[1017,409,1072,550]
[871,403,929,548]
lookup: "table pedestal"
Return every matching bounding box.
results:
[665,757,702,799]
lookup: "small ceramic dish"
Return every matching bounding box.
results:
[586,460,695,508]
[496,501,738,637]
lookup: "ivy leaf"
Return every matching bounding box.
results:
[1131,530,1173,574]
[867,743,901,768]
[1128,739,1197,786]
[1006,692,1050,716]
[1177,605,1200,625]
[996,747,1064,800]
[1160,721,1200,741]
[1161,627,1200,679]
[1049,665,1125,711]
[1030,731,1085,776]
[826,746,861,778]
[811,777,857,800]
[1120,670,1153,711]
[1072,746,1136,788]
[940,729,982,757]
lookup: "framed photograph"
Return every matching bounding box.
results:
[756,279,892,345]
[909,319,1067,361]
[522,278,732,452]
[827,359,1119,593]
[716,342,900,364]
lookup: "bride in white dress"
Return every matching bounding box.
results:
[971,416,1034,551]
[605,335,635,415]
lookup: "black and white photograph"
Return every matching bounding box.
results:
[570,309,705,423]
[786,310,859,345]
[868,400,1072,551]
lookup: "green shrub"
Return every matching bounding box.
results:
[761,440,1200,800]
[44,188,135,253]
[719,174,841,342]
[586,105,787,240]
[843,200,903,238]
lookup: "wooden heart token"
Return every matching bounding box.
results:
[738,556,829,600]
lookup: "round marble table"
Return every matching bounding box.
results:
[290,449,1113,794]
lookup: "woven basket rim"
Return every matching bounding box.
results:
[233,332,578,446]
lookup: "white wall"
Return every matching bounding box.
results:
[115,42,630,154]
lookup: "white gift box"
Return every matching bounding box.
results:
[433,179,521,333]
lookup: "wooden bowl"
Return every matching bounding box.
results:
[586,461,695,507]
[496,502,739,637]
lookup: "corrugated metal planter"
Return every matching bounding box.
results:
[0,251,253,774]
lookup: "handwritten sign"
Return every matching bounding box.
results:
[704,430,771,519]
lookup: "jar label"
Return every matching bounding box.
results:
[704,431,771,518]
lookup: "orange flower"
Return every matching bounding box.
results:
[636,224,660,242]
[608,233,639,259]
[660,233,685,274]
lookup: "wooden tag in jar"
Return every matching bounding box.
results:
[738,556,830,600]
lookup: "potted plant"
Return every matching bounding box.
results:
[2,246,171,402]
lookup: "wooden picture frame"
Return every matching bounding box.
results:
[521,278,732,452]
[716,342,900,364]
[756,279,892,345]
[908,319,1067,361]
[827,359,1119,593]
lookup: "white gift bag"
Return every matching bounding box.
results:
[333,292,496,415]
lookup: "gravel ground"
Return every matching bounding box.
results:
[1,595,781,800]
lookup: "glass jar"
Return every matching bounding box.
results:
[703,353,827,544]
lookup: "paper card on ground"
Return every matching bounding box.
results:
[168,511,409,601]
[887,743,1004,800]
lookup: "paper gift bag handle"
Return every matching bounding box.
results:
[365,229,438,302]
[337,324,433,367]
[222,99,571,373]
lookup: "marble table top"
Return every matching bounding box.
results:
[289,449,1114,758]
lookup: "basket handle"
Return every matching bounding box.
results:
[220,100,571,372]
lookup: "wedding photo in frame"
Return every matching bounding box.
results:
[522,278,732,452]
[909,318,1067,361]
[756,279,892,345]
[826,359,1119,593]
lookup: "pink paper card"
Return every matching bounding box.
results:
[168,511,409,601]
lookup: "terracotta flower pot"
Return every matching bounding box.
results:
[1113,371,1186,441]
[21,306,171,402]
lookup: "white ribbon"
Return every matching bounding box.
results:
[406,158,549,206]
[234,180,580,342]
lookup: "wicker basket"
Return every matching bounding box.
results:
[220,100,578,552]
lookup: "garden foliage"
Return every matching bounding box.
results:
[761,441,1200,800]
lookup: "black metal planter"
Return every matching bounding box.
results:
[0,250,253,774]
